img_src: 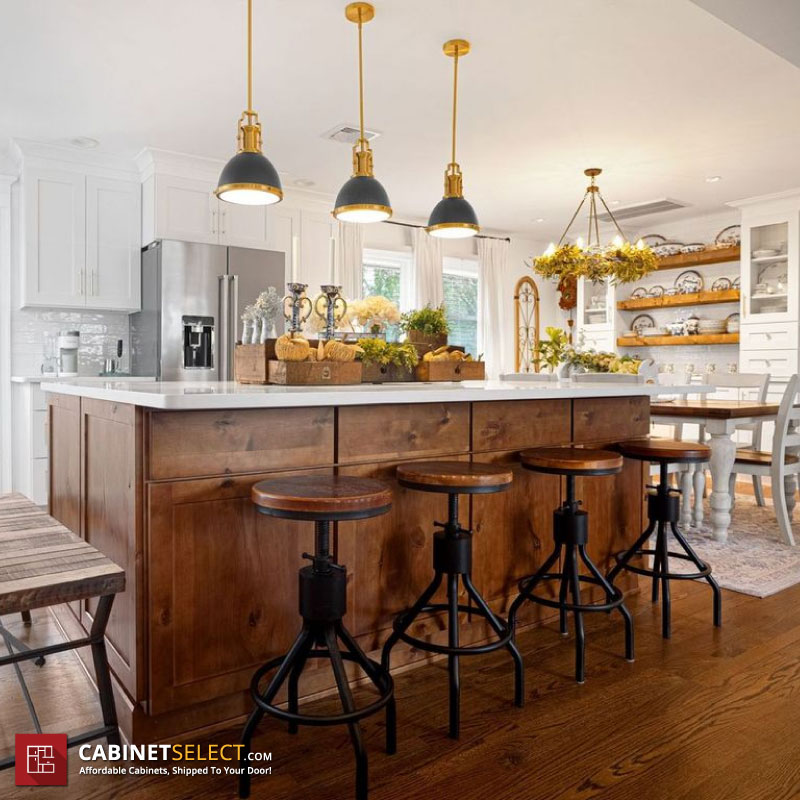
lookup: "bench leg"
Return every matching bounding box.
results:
[90,594,120,747]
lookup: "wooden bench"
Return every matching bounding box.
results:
[0,493,125,768]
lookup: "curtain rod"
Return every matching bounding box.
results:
[384,219,510,242]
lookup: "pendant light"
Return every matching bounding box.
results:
[333,3,392,223]
[426,39,479,239]
[215,0,283,206]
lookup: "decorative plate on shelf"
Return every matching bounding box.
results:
[630,287,648,299]
[647,285,665,297]
[653,241,684,257]
[640,234,667,247]
[715,225,741,247]
[711,276,732,291]
[664,287,680,296]
[732,276,740,289]
[674,269,704,293]
[680,243,706,254]
[753,248,780,258]
[631,314,657,334]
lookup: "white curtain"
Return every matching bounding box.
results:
[412,227,443,308]
[336,222,364,299]
[477,237,510,379]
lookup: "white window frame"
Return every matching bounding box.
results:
[361,247,414,310]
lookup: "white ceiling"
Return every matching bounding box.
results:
[2,0,800,238]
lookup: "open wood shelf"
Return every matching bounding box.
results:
[617,333,739,347]
[617,289,740,311]
[654,246,740,271]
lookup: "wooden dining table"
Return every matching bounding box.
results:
[650,398,781,543]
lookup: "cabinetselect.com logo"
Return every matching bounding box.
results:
[15,734,68,786]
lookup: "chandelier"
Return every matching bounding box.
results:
[534,168,657,283]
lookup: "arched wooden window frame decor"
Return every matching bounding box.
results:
[514,275,541,373]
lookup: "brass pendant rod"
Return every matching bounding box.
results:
[357,10,365,149]
[246,0,253,114]
[557,191,590,246]
[451,46,459,165]
[596,191,627,240]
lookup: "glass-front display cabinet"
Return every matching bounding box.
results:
[741,214,798,322]
[576,277,614,328]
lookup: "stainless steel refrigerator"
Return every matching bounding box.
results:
[130,240,285,381]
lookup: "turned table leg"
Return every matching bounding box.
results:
[707,429,737,542]
[692,464,705,528]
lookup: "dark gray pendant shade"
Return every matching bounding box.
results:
[333,175,392,223]
[427,195,480,238]
[216,150,283,205]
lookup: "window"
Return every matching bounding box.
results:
[361,249,413,310]
[443,256,480,356]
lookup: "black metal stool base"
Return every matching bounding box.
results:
[381,492,524,740]
[239,522,395,800]
[607,465,722,640]
[509,540,634,684]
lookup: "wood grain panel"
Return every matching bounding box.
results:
[573,396,649,445]
[470,452,561,626]
[337,403,469,465]
[147,407,335,480]
[48,393,81,535]
[80,397,142,700]
[472,399,571,453]
[147,470,327,714]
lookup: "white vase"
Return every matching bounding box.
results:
[260,318,272,344]
[241,320,253,344]
[250,318,262,344]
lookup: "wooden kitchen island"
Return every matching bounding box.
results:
[43,379,659,743]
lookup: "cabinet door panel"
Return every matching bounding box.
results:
[155,175,217,244]
[300,211,335,288]
[147,470,329,714]
[267,204,299,258]
[219,202,269,249]
[86,176,141,310]
[23,168,85,307]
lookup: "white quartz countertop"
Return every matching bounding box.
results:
[41,378,709,411]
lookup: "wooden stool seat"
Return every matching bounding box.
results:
[617,437,710,464]
[251,475,392,521]
[734,449,799,467]
[521,447,623,476]
[396,461,513,494]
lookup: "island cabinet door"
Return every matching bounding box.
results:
[146,469,331,715]
[79,398,143,702]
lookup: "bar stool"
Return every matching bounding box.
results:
[608,438,722,639]
[508,448,634,684]
[240,475,395,800]
[381,461,524,740]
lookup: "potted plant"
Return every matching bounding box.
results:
[357,338,419,383]
[400,304,450,350]
[536,326,571,374]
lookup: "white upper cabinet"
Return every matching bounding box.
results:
[300,211,336,292]
[86,176,141,310]
[152,175,218,245]
[22,167,86,307]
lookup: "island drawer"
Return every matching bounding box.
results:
[147,407,335,480]
[572,396,649,444]
[471,399,571,452]
[337,403,469,464]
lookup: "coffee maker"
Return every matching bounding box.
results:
[57,330,80,377]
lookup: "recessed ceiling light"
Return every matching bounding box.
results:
[705,175,722,183]
[69,137,99,149]
[293,178,315,188]
[611,200,620,206]
[535,218,545,223]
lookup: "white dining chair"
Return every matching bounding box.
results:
[729,373,800,546]
[700,372,770,507]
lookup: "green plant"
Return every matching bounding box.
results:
[357,338,419,371]
[536,326,570,372]
[400,304,450,336]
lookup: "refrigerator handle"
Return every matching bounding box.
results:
[229,274,239,381]
[218,275,230,382]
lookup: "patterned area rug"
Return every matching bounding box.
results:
[669,496,800,598]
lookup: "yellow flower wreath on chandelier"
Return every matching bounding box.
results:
[534,168,657,284]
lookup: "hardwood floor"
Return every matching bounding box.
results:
[2,580,800,799]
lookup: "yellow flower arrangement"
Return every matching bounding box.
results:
[348,295,401,333]
[534,239,657,284]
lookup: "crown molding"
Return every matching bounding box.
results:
[727,188,800,209]
[12,139,139,181]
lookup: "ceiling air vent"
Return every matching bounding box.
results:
[598,198,689,222]
[323,124,380,145]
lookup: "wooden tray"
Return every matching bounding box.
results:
[415,360,485,382]
[268,360,363,385]
[234,343,276,384]
[361,363,416,383]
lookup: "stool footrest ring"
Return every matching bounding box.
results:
[250,651,394,727]
[612,548,712,581]
[393,602,513,657]
[517,573,625,614]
